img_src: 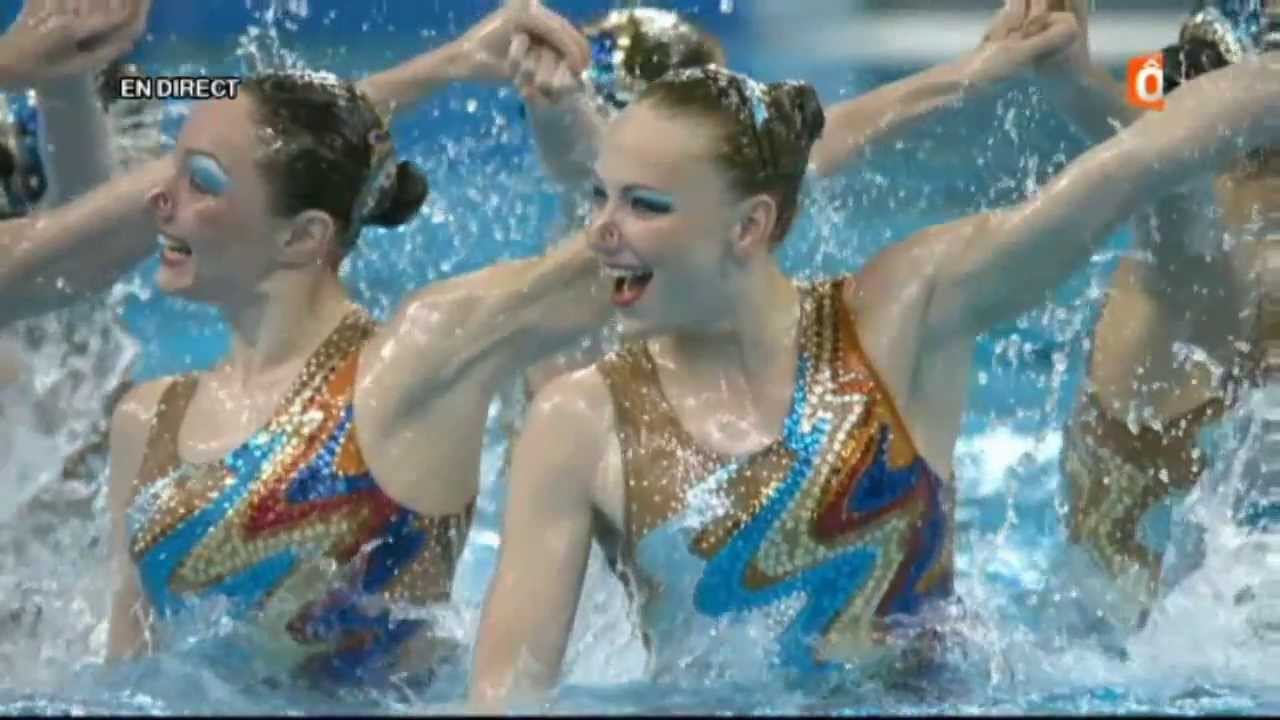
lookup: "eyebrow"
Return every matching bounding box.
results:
[589,177,669,196]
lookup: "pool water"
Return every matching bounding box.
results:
[0,1,1274,714]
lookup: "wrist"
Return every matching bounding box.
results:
[430,39,485,84]
[33,72,98,107]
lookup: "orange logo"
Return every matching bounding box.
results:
[1127,52,1165,110]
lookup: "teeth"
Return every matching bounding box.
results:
[601,265,648,279]
[157,235,191,254]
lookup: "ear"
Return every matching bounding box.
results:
[729,194,778,259]
[278,209,339,266]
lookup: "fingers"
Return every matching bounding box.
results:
[507,31,531,79]
[533,45,559,92]
[1020,12,1080,56]
[517,7,589,74]
[514,44,543,93]
[984,0,1026,44]
[512,40,581,106]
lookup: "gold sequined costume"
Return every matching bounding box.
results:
[594,279,954,676]
[126,309,473,683]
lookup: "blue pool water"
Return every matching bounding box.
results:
[0,0,1275,715]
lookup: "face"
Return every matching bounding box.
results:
[150,96,289,302]
[589,101,772,335]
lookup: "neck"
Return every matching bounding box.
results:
[667,261,800,398]
[216,269,353,388]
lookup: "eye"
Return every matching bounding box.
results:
[629,191,673,215]
[589,184,608,207]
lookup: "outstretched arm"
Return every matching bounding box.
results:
[469,371,605,711]
[793,0,1082,177]
[890,53,1279,342]
[810,2,1079,177]
[357,0,588,119]
[0,157,169,328]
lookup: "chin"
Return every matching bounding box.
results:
[154,266,199,298]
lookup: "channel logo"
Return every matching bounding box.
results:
[1127,52,1165,111]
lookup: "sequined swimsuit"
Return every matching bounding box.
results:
[1061,297,1268,624]
[126,309,473,684]
[595,279,954,677]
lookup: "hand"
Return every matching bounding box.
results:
[507,31,583,108]
[968,0,1081,87]
[448,0,589,85]
[0,0,152,87]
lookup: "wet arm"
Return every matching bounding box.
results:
[364,235,609,428]
[811,55,999,178]
[35,73,115,206]
[469,374,601,710]
[912,58,1278,340]
[0,156,169,328]
[105,382,162,660]
[1032,0,1143,143]
[523,94,605,188]
[357,44,466,118]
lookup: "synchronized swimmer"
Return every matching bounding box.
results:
[0,0,1274,708]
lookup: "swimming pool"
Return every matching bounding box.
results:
[0,0,1275,714]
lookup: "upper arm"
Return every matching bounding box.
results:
[470,369,608,707]
[914,131,1169,340]
[105,379,166,660]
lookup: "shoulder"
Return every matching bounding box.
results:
[109,377,175,441]
[524,364,614,439]
[107,376,182,499]
[514,365,615,492]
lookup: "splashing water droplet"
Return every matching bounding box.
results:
[720,0,734,13]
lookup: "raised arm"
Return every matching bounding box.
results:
[890,52,1279,343]
[1023,0,1142,143]
[806,0,1081,177]
[356,0,587,119]
[469,370,606,710]
[27,0,152,206]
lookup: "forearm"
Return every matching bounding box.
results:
[526,96,604,187]
[357,44,464,118]
[0,157,166,326]
[35,73,114,206]
[939,80,1267,334]
[810,54,992,178]
[1037,63,1142,143]
[396,237,607,392]
[482,238,609,373]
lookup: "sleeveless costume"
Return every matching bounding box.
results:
[1061,294,1269,628]
[594,279,955,679]
[126,309,474,684]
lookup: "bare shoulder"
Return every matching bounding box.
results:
[110,377,173,440]
[513,364,616,500]
[108,376,178,502]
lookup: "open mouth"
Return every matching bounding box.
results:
[157,234,192,265]
[602,264,653,308]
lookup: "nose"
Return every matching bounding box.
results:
[588,211,623,257]
[147,186,173,223]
